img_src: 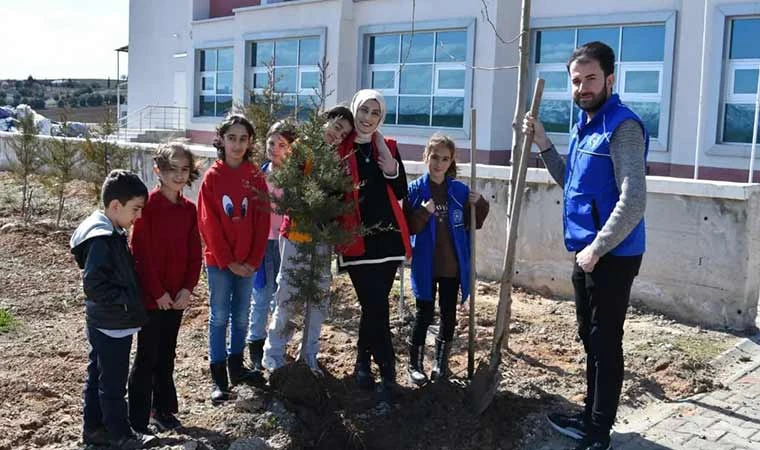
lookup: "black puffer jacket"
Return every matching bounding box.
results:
[70,211,147,329]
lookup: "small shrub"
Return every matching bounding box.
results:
[0,308,16,333]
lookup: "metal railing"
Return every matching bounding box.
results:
[116,105,187,141]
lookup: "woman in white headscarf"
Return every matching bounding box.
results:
[335,89,411,407]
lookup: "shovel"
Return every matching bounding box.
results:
[468,78,544,414]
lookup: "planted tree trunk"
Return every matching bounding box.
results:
[504,0,533,350]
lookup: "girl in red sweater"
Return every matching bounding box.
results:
[128,142,202,432]
[197,114,270,402]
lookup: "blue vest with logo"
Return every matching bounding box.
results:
[407,174,472,303]
[563,94,648,256]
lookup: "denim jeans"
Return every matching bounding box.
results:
[248,239,281,342]
[83,327,133,440]
[207,266,255,364]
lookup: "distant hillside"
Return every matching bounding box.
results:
[0,77,126,114]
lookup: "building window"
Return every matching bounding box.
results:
[197,47,233,117]
[533,24,667,140]
[363,29,468,129]
[721,17,760,144]
[249,36,321,121]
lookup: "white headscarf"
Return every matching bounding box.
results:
[350,89,386,144]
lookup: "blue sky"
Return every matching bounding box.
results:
[0,0,129,80]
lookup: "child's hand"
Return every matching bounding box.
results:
[242,263,257,277]
[173,289,191,310]
[228,262,248,277]
[156,292,173,310]
[422,199,436,213]
[374,131,398,177]
[468,191,483,204]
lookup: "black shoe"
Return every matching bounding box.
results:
[571,437,611,450]
[82,426,109,446]
[407,343,428,387]
[247,339,265,372]
[149,412,181,431]
[430,338,451,381]
[108,430,157,449]
[228,353,264,385]
[547,411,588,441]
[354,349,375,391]
[210,361,230,402]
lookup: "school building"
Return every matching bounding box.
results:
[127,0,760,181]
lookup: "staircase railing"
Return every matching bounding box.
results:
[116,105,187,141]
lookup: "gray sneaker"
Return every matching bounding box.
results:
[109,430,157,449]
[547,411,588,441]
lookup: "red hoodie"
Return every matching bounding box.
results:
[197,159,270,270]
[130,188,203,310]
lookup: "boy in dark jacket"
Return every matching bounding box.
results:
[70,170,155,449]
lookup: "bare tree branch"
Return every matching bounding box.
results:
[481,0,523,45]
[398,0,416,75]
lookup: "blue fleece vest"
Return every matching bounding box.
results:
[564,94,648,256]
[408,174,472,303]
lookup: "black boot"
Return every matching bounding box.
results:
[210,362,229,402]
[430,338,452,381]
[228,353,263,385]
[376,358,397,409]
[248,340,265,372]
[407,343,428,386]
[354,348,374,391]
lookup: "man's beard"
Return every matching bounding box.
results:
[574,81,609,114]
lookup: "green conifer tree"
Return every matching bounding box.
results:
[268,110,357,367]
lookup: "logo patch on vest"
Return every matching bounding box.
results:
[451,208,464,225]
[580,132,611,151]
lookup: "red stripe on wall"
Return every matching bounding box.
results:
[210,0,261,18]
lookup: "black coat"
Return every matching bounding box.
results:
[72,228,147,330]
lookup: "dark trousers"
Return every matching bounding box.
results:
[83,326,133,440]
[572,253,642,437]
[411,277,459,345]
[347,261,399,377]
[128,309,183,429]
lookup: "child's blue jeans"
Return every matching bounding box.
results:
[207,266,255,364]
[247,239,281,342]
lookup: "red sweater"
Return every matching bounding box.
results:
[197,159,270,270]
[130,188,203,310]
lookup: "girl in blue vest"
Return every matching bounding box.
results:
[404,134,489,385]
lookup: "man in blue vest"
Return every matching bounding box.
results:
[523,41,648,450]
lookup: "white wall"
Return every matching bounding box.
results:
[127,0,193,127]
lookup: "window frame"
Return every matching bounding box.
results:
[357,18,476,139]
[529,11,677,153]
[719,16,760,145]
[194,46,235,118]
[244,27,327,120]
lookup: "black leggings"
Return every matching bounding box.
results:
[347,261,400,375]
[411,277,459,345]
